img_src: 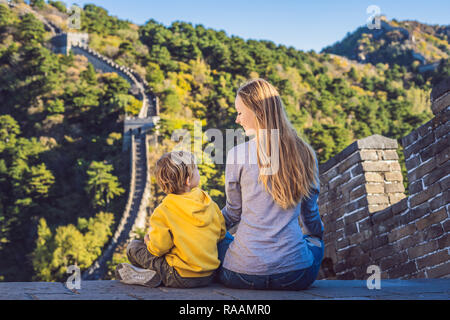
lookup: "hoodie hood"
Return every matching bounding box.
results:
[162,187,214,226]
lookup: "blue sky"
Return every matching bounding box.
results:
[66,0,449,52]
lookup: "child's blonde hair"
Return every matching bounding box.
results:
[154,151,197,195]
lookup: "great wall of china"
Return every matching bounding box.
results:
[5,2,449,282]
[5,1,161,280]
[317,79,449,280]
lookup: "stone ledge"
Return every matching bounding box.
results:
[320,134,398,173]
[0,280,449,300]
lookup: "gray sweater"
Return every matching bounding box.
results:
[221,139,323,275]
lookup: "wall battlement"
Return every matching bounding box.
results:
[317,78,449,280]
[51,32,89,55]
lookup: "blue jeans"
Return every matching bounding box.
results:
[217,232,324,290]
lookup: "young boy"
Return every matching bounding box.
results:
[115,151,226,288]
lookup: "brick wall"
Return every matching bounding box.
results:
[317,78,449,280]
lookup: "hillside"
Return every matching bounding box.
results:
[0,1,133,281]
[0,0,448,282]
[322,15,450,73]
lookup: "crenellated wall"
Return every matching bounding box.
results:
[53,34,160,151]
[51,31,159,119]
[317,78,449,280]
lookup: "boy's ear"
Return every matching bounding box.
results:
[186,176,190,186]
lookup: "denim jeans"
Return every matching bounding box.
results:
[217,232,324,290]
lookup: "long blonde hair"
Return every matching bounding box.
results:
[237,78,319,210]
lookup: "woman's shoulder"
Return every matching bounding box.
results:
[226,139,255,165]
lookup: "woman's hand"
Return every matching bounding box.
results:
[144,234,150,245]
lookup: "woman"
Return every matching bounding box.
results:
[217,78,324,290]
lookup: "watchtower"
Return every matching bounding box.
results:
[51,32,89,55]
[123,116,160,151]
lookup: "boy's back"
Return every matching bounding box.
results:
[147,187,226,278]
[116,151,226,288]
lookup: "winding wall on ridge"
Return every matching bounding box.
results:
[6,2,159,280]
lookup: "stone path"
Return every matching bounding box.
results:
[0,280,448,300]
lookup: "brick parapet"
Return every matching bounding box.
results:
[318,78,449,280]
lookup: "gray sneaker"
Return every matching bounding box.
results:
[115,263,162,287]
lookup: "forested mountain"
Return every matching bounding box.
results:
[0,1,130,281]
[0,0,448,282]
[322,15,449,73]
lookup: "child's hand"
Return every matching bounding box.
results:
[144,234,150,245]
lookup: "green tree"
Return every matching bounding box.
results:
[46,99,65,114]
[24,163,55,197]
[146,62,164,87]
[0,115,52,257]
[81,63,98,86]
[16,13,45,44]
[0,4,16,29]
[123,95,142,116]
[85,161,125,209]
[160,87,182,114]
[81,4,130,36]
[30,0,46,9]
[31,218,55,281]
[101,74,130,99]
[18,45,62,101]
[48,1,67,13]
[0,115,20,149]
[32,212,114,281]
[348,66,359,81]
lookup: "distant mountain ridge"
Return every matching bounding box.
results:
[322,15,449,70]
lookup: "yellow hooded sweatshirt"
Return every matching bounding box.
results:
[146,187,226,278]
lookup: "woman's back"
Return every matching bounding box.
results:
[221,139,322,275]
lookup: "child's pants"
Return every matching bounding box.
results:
[126,240,214,288]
